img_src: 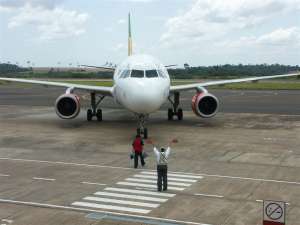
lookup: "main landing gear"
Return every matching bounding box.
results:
[168,92,183,121]
[136,114,148,139]
[87,92,105,121]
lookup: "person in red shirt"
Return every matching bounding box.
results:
[132,134,145,168]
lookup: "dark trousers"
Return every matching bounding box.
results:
[157,165,168,191]
[134,152,145,168]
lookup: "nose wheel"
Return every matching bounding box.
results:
[137,128,148,139]
[87,92,105,121]
[136,114,148,139]
[168,92,183,121]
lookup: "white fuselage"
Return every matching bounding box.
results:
[113,54,170,114]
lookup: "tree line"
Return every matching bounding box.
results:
[0,63,30,74]
[0,63,299,79]
[168,64,300,79]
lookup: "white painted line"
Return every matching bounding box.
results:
[81,181,106,186]
[0,174,10,177]
[0,198,212,225]
[194,193,224,198]
[4,157,299,186]
[33,177,56,181]
[263,137,277,141]
[198,173,300,185]
[83,196,160,208]
[1,219,13,224]
[126,178,191,187]
[104,187,176,197]
[0,157,144,171]
[117,182,185,191]
[72,201,151,214]
[94,191,168,202]
[136,187,158,191]
[134,174,197,183]
[141,171,203,179]
[256,199,290,205]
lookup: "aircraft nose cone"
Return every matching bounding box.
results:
[127,82,166,113]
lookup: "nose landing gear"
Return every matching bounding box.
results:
[87,92,105,121]
[136,114,148,139]
[168,92,183,121]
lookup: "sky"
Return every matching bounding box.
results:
[0,0,299,67]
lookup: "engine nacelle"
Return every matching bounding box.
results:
[55,94,80,119]
[192,92,219,118]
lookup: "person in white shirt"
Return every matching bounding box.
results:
[153,146,171,191]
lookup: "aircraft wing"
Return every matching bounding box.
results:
[80,65,115,72]
[170,72,300,92]
[0,77,114,96]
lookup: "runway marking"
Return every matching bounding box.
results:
[117,182,185,191]
[72,170,191,215]
[0,198,211,225]
[94,191,168,202]
[141,171,203,179]
[194,193,224,198]
[83,196,160,208]
[104,187,176,197]
[135,187,157,191]
[0,174,10,177]
[81,181,107,186]
[2,157,300,185]
[72,201,151,214]
[134,174,197,183]
[125,178,192,187]
[33,177,56,181]
[256,199,290,205]
[197,173,300,185]
[263,137,277,141]
[1,219,13,224]
[0,157,143,171]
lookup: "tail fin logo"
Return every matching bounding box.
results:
[128,13,133,56]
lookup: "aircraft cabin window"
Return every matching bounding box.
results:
[145,70,158,78]
[131,70,144,78]
[119,70,130,78]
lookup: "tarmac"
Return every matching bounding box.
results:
[0,84,300,225]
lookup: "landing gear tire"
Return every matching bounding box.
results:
[168,108,173,121]
[177,108,183,120]
[168,92,183,121]
[96,109,102,121]
[136,128,148,139]
[87,109,93,121]
[143,128,148,139]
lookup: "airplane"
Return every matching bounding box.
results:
[0,13,299,139]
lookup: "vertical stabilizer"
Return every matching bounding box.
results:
[128,13,133,56]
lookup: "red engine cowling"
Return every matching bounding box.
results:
[192,92,219,118]
[55,94,80,119]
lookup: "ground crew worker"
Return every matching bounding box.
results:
[132,134,145,168]
[153,146,171,191]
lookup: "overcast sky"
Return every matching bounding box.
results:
[0,0,299,67]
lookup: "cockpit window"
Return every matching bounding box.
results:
[157,70,167,78]
[119,70,130,78]
[131,70,144,78]
[145,70,158,78]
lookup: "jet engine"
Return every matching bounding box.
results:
[55,94,80,119]
[191,92,219,118]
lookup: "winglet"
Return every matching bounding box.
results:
[128,13,133,56]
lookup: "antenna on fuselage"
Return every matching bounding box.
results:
[128,13,133,56]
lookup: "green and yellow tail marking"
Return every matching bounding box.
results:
[128,13,133,56]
